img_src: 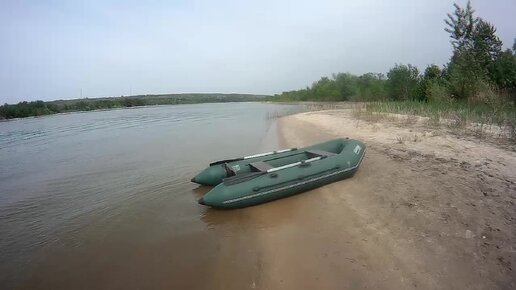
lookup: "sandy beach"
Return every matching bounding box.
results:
[220,109,516,289]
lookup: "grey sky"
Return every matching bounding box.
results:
[1,0,515,103]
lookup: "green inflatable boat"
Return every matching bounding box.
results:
[192,138,366,209]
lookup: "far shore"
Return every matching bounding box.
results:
[0,93,266,120]
[0,100,267,122]
[235,109,516,289]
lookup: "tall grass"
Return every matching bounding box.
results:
[362,100,516,141]
[365,100,515,125]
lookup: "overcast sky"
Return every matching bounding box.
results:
[1,0,515,103]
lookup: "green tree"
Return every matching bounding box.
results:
[356,73,386,101]
[446,51,484,99]
[473,19,502,65]
[444,1,504,99]
[334,73,357,100]
[386,64,421,100]
[311,77,340,100]
[419,64,444,101]
[444,1,476,53]
[490,49,516,101]
[423,64,442,80]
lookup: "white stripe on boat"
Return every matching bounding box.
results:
[243,148,295,159]
[222,149,366,204]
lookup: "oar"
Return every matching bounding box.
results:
[209,147,297,166]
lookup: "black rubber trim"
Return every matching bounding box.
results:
[209,157,244,166]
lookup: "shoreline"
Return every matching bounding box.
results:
[242,109,515,289]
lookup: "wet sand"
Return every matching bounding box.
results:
[213,109,515,289]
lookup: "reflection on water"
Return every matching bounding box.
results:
[0,102,305,289]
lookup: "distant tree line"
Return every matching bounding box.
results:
[0,94,265,119]
[270,1,516,106]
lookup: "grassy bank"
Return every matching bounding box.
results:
[364,101,515,126]
[353,100,516,142]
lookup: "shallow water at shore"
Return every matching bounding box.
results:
[0,102,304,289]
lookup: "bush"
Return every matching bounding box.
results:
[426,80,450,102]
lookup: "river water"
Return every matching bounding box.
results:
[0,102,305,289]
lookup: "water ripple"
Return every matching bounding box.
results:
[0,102,307,288]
